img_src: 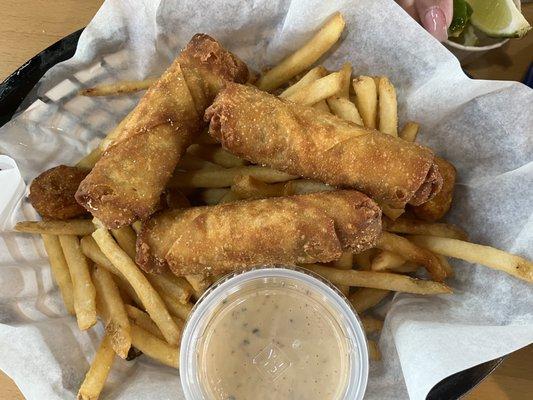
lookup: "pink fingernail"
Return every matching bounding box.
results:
[421,7,448,42]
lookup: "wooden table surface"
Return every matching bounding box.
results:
[0,1,531,399]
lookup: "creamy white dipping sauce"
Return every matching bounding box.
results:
[196,284,351,400]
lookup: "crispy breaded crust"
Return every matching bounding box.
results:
[181,34,249,95]
[136,205,207,274]
[29,165,89,220]
[411,157,456,221]
[75,35,248,229]
[206,83,442,208]
[75,61,198,228]
[136,190,381,275]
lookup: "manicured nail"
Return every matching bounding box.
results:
[421,7,448,42]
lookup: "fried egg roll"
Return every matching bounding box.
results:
[76,35,248,228]
[136,190,381,275]
[206,83,442,209]
[411,157,456,221]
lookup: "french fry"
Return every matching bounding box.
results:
[130,324,180,368]
[187,144,247,168]
[378,202,405,221]
[127,304,183,341]
[333,252,353,296]
[371,250,406,272]
[79,77,158,96]
[84,251,140,308]
[377,76,397,136]
[169,166,295,188]
[185,274,212,297]
[353,248,378,270]
[116,281,142,309]
[177,154,220,170]
[399,121,419,142]
[161,295,193,321]
[128,305,185,340]
[15,220,95,236]
[41,234,75,315]
[111,226,137,260]
[76,150,102,171]
[348,288,390,313]
[290,179,333,194]
[80,236,122,277]
[286,72,343,106]
[368,340,382,361]
[93,265,131,358]
[218,190,242,204]
[59,235,97,330]
[377,232,448,281]
[211,274,226,284]
[146,272,192,305]
[257,12,345,91]
[125,304,165,340]
[171,315,186,330]
[313,99,331,112]
[77,334,115,400]
[385,216,467,240]
[393,263,420,274]
[407,235,533,283]
[338,62,352,98]
[231,177,336,200]
[303,263,451,294]
[326,96,364,125]
[279,66,328,98]
[370,253,425,274]
[109,260,192,315]
[231,175,293,200]
[198,188,231,205]
[92,227,181,345]
[353,76,377,128]
[361,315,384,334]
[131,221,142,235]
[437,254,454,277]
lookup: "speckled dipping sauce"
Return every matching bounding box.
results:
[180,267,368,400]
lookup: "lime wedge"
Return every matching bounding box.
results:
[466,0,531,38]
[449,0,473,36]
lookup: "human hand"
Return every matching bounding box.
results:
[396,0,453,42]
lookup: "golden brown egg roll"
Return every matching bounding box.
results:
[75,34,248,228]
[136,190,382,276]
[410,157,456,221]
[206,83,442,209]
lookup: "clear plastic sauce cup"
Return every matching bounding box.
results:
[180,267,369,400]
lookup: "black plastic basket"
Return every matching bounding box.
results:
[0,29,505,400]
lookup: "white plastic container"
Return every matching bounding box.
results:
[444,0,522,66]
[180,267,369,400]
[444,37,509,66]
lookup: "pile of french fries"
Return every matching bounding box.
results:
[13,12,533,399]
